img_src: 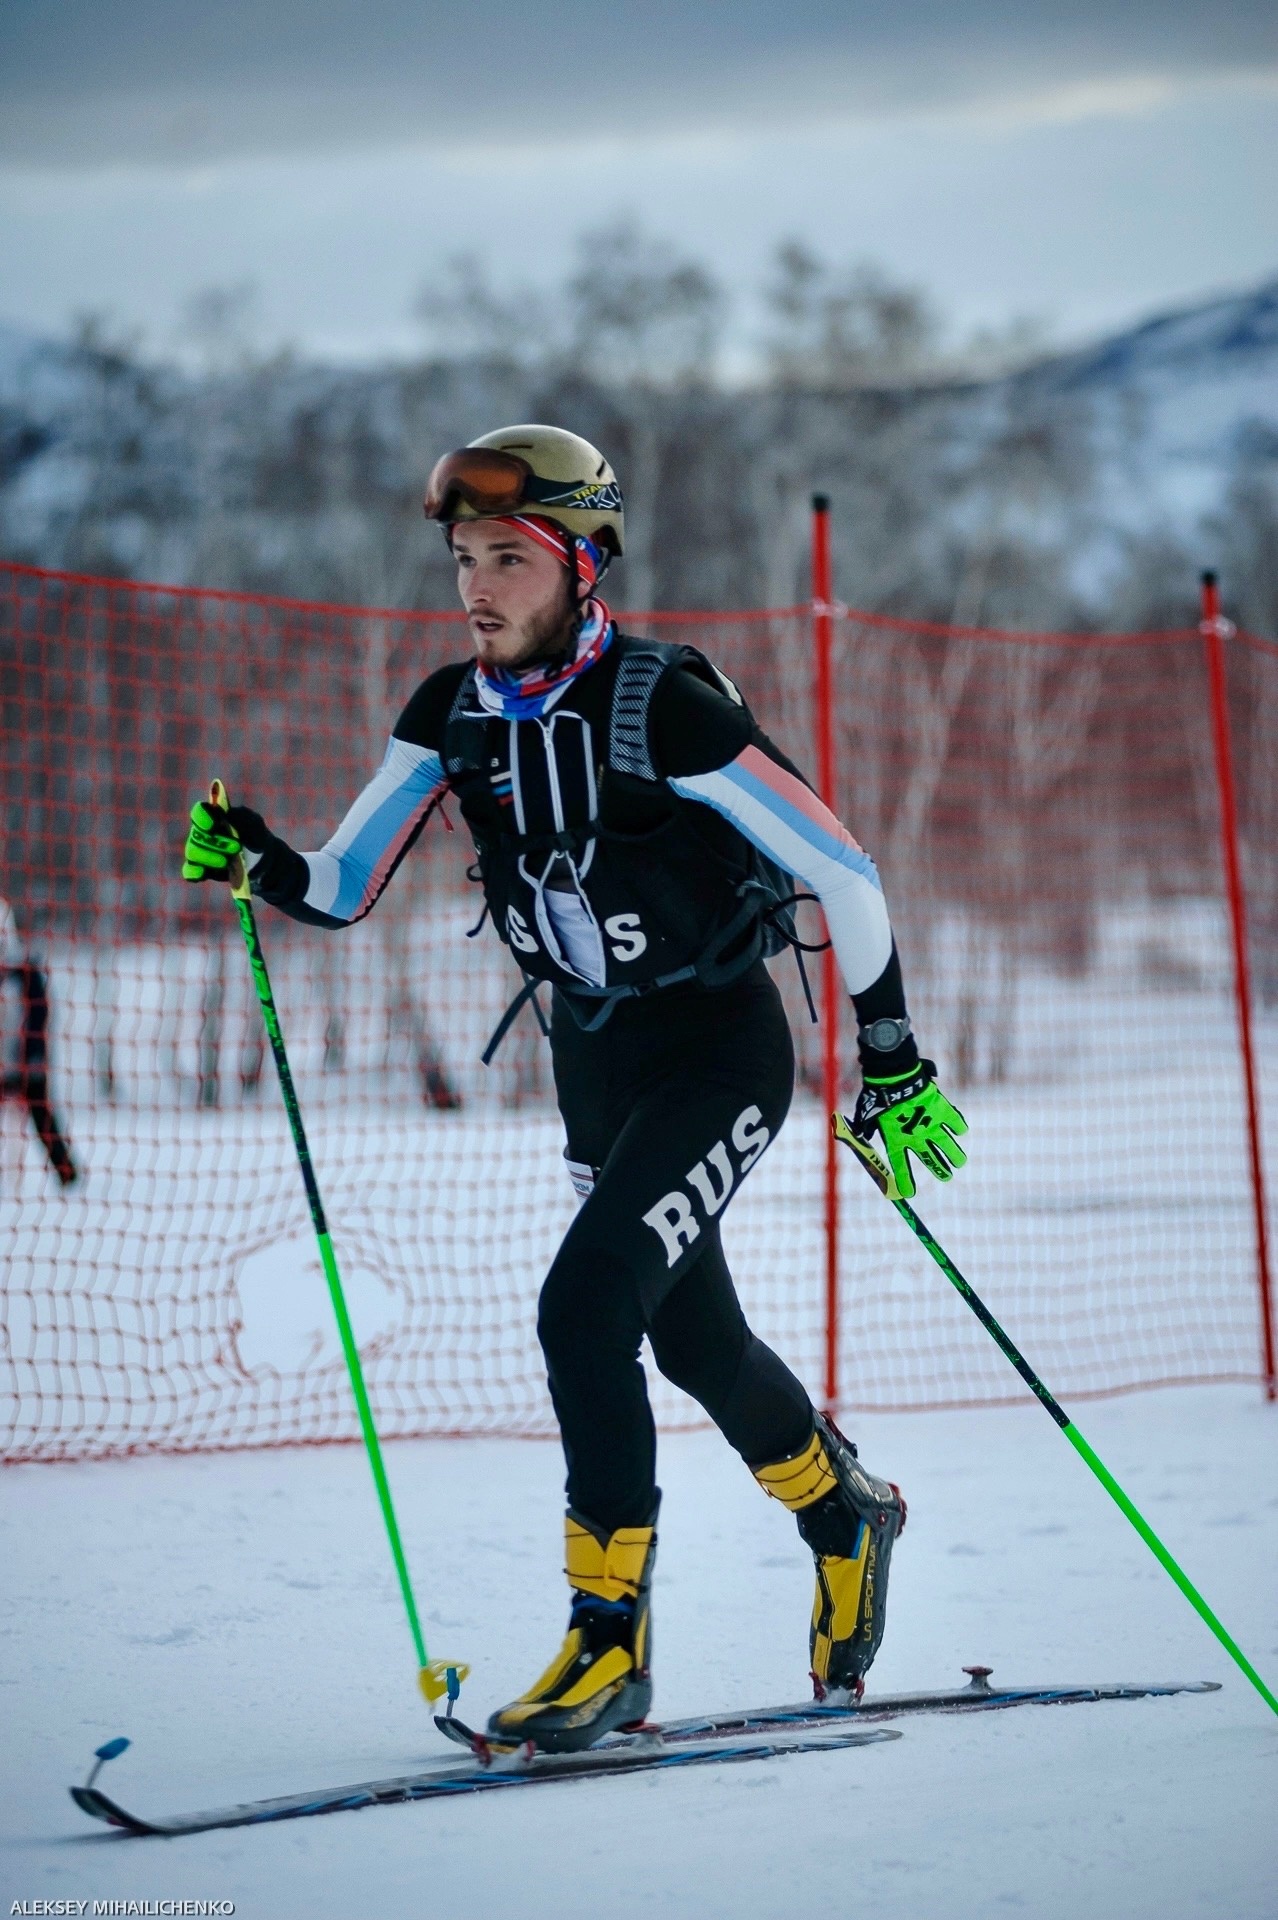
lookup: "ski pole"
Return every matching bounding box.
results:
[210,781,466,1708]
[834,1112,1278,1718]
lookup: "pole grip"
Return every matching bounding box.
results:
[208,778,251,899]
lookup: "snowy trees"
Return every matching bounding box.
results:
[3,240,1269,645]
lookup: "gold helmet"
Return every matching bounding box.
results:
[424,424,624,556]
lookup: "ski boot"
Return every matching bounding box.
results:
[753,1413,905,1701]
[486,1505,657,1754]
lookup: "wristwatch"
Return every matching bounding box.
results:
[859,1016,912,1053]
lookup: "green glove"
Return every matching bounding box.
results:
[182,799,243,883]
[849,1059,968,1201]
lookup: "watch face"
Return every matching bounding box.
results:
[865,1017,908,1051]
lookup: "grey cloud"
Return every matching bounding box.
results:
[2,0,1276,168]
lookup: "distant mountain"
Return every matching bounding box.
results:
[1007,277,1278,554]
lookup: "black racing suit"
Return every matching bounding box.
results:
[248,646,915,1532]
[547,961,807,1527]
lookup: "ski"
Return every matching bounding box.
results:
[69,1668,1217,1836]
[434,1665,1220,1757]
[656,1669,1222,1736]
[69,1723,900,1836]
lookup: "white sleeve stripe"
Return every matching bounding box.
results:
[302,849,344,915]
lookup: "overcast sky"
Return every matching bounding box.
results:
[1,1,1275,363]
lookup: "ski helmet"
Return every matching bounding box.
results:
[424,424,624,556]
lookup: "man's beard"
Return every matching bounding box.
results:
[518,589,579,665]
[502,587,580,670]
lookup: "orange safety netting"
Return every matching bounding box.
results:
[1,561,1274,1462]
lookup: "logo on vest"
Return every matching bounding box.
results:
[507,906,539,955]
[604,913,647,962]
[641,1105,772,1267]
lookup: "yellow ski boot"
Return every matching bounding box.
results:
[753,1413,906,1701]
[486,1507,657,1753]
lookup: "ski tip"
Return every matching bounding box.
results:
[70,1784,147,1832]
[434,1712,485,1755]
[71,1786,111,1820]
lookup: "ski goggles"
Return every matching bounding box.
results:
[423,446,622,523]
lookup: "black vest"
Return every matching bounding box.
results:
[443,637,790,1027]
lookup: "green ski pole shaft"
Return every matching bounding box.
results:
[211,783,463,1705]
[834,1114,1278,1718]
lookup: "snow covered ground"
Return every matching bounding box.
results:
[2,1385,1274,1920]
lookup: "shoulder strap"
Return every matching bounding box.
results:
[442,662,486,777]
[608,636,703,780]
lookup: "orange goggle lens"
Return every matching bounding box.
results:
[423,448,533,522]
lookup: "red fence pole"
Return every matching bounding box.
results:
[812,495,841,1411]
[1201,570,1276,1400]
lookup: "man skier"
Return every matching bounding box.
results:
[182,426,967,1751]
